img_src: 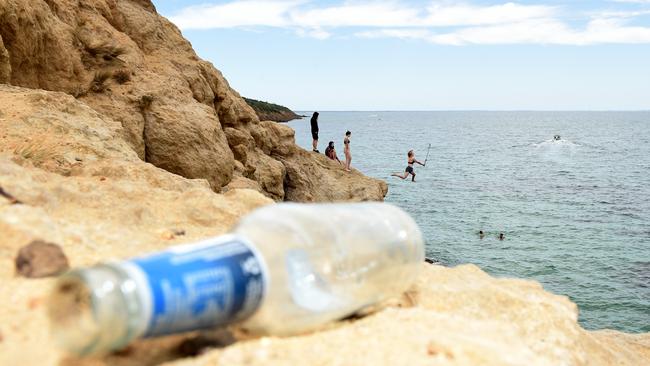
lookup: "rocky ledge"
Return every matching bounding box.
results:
[0,1,648,366]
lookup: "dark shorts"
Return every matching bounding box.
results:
[406,166,414,174]
[311,131,319,140]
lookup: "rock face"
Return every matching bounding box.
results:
[0,0,386,202]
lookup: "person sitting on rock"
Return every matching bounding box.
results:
[324,141,342,165]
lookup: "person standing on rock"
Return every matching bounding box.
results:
[310,112,320,153]
[344,131,352,172]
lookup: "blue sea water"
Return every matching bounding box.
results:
[289,111,650,333]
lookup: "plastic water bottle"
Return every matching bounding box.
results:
[48,203,424,355]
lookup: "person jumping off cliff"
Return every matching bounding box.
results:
[391,150,425,182]
[310,112,319,153]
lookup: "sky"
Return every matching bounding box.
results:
[154,1,650,110]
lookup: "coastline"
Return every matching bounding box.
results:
[243,97,303,122]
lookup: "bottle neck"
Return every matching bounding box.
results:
[48,264,145,355]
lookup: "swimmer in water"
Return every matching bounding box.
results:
[498,233,505,240]
[554,135,561,141]
[479,230,485,239]
[391,150,425,182]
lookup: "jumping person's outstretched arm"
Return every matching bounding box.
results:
[415,159,426,166]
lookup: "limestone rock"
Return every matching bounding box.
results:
[0,0,386,200]
[15,240,69,278]
[161,264,650,366]
[281,148,389,202]
[0,35,10,83]
[0,85,139,177]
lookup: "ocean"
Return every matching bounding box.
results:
[289,111,650,333]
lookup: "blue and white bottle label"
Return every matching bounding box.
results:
[128,235,265,337]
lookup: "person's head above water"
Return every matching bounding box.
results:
[499,233,505,240]
[554,135,561,140]
[345,131,351,137]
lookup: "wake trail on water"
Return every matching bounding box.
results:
[530,138,582,162]
[532,139,581,148]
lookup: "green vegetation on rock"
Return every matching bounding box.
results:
[244,97,302,122]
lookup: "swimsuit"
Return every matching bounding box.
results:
[405,159,415,174]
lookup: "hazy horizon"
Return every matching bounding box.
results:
[292,109,650,112]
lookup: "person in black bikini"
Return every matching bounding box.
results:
[343,131,352,172]
[391,150,425,182]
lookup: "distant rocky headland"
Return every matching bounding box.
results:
[244,97,303,122]
[0,1,648,365]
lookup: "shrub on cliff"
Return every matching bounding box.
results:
[113,69,131,84]
[90,71,111,93]
[244,97,301,122]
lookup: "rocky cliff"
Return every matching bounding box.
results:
[0,1,648,366]
[0,0,386,202]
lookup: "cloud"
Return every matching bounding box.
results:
[169,1,301,29]
[295,27,331,40]
[421,2,555,27]
[358,16,650,45]
[610,0,650,3]
[290,3,422,28]
[168,1,650,45]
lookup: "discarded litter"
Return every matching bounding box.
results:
[48,202,424,355]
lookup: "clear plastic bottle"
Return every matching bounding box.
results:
[48,203,424,355]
